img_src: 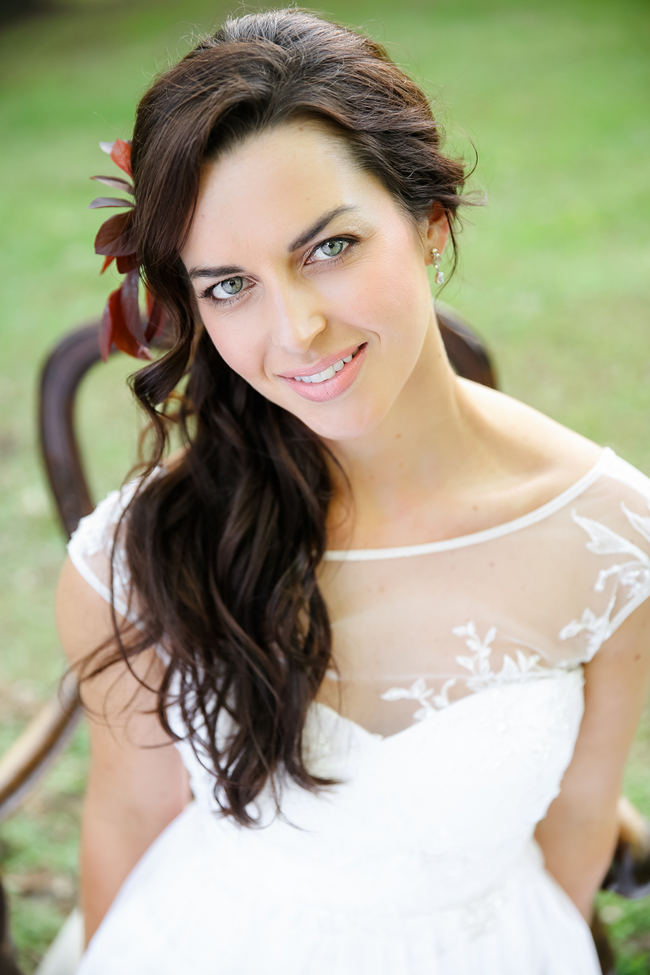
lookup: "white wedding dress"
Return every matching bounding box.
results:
[68,446,650,974]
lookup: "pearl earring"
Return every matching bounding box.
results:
[431,248,444,285]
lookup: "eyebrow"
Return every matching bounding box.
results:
[187,204,358,281]
[287,204,358,252]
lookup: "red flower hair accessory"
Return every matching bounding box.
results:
[90,139,165,360]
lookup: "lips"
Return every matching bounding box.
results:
[280,342,368,402]
[292,347,363,384]
[278,343,364,380]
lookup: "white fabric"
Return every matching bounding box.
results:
[67,446,650,974]
[35,909,83,975]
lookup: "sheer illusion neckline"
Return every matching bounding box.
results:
[323,447,613,562]
[311,668,584,742]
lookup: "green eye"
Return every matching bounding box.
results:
[320,239,345,257]
[202,275,248,305]
[218,277,243,296]
[310,237,351,263]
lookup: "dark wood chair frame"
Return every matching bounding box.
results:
[0,307,647,974]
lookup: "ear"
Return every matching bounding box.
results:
[421,201,450,263]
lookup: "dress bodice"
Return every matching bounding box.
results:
[67,445,650,783]
[69,447,650,975]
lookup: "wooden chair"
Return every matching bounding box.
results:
[0,309,647,974]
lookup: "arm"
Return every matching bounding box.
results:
[56,556,191,947]
[534,602,650,923]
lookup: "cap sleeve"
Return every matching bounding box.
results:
[558,454,650,661]
[66,479,142,627]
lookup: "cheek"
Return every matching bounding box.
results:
[348,250,429,329]
[203,320,264,382]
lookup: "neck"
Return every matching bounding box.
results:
[323,321,497,547]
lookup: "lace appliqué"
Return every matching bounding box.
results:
[559,503,650,658]
[71,481,140,612]
[380,675,458,719]
[438,882,509,940]
[381,623,548,721]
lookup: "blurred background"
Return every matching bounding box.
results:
[1,0,648,970]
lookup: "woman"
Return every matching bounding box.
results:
[57,9,650,973]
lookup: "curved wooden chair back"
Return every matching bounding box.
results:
[39,323,101,540]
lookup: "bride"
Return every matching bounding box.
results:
[57,9,650,973]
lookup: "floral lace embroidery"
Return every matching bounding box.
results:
[380,675,458,719]
[381,622,549,721]
[437,881,509,939]
[75,490,122,556]
[382,501,650,722]
[559,503,650,658]
[71,482,139,610]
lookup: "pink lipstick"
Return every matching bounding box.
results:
[280,343,367,402]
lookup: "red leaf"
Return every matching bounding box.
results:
[110,139,132,177]
[94,211,134,257]
[116,254,138,274]
[99,283,150,360]
[98,294,115,361]
[121,269,143,342]
[89,196,132,209]
[91,174,133,195]
[144,299,166,343]
[100,255,114,274]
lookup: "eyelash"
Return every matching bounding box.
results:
[198,235,358,307]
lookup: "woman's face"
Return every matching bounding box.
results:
[181,119,446,442]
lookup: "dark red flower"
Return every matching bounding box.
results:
[91,140,166,360]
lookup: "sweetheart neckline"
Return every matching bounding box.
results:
[310,666,584,744]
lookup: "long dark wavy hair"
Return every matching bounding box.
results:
[81,8,469,825]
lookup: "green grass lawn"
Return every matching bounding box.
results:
[1,0,649,970]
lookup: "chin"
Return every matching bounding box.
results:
[297,405,388,445]
[257,379,391,443]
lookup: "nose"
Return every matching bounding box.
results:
[269,280,327,353]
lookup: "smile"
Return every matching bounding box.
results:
[292,348,361,383]
[281,343,368,403]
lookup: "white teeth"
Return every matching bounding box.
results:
[293,350,356,383]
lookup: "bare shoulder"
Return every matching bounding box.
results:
[57,557,190,873]
[56,555,169,742]
[457,377,605,507]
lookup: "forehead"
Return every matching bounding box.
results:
[182,120,396,259]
